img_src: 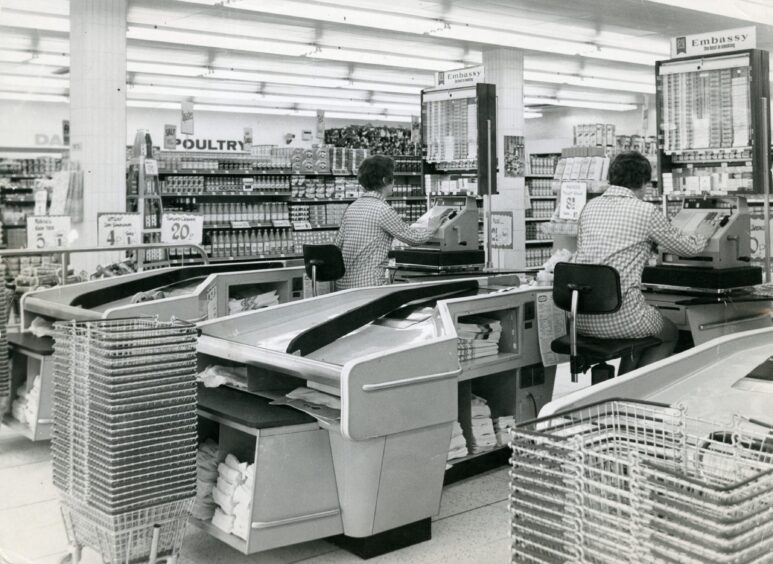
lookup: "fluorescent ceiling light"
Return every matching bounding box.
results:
[126,27,310,58]
[0,74,68,88]
[525,97,638,111]
[0,0,69,16]
[127,83,417,112]
[0,92,68,103]
[524,71,655,94]
[643,0,773,26]
[179,0,662,66]
[127,62,205,78]
[325,111,410,123]
[524,111,543,119]
[0,12,69,32]
[0,50,31,64]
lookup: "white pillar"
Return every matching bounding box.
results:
[482,47,526,269]
[69,0,127,272]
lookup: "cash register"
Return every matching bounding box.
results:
[642,196,760,291]
[643,196,771,345]
[389,195,485,271]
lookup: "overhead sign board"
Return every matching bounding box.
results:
[435,65,484,88]
[671,26,756,57]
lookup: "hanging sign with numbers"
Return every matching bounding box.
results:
[558,182,588,221]
[98,213,142,247]
[161,212,203,245]
[26,215,71,249]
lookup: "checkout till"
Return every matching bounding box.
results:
[389,195,486,279]
[642,196,773,346]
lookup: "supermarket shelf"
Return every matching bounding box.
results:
[159,192,291,198]
[173,253,300,264]
[387,196,426,200]
[524,218,551,222]
[393,172,423,176]
[525,174,555,178]
[444,446,510,485]
[525,240,552,245]
[528,196,557,200]
[292,198,355,203]
[0,174,51,179]
[459,352,523,381]
[158,169,292,175]
[204,222,278,230]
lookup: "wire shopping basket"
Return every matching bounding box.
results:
[52,318,198,563]
[509,399,773,564]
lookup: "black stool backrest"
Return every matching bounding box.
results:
[303,244,345,282]
[553,262,622,314]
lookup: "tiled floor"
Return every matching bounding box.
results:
[0,368,588,564]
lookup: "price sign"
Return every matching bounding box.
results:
[558,182,587,221]
[144,159,159,176]
[98,213,142,247]
[272,219,291,228]
[161,212,203,245]
[230,221,251,229]
[26,215,71,249]
[292,221,312,231]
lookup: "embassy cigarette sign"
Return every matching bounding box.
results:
[671,26,756,57]
[436,65,484,87]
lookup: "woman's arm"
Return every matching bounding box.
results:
[380,205,432,245]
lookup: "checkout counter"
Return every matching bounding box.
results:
[7,262,305,440]
[642,196,773,346]
[193,277,555,557]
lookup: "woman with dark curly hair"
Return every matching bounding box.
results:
[574,151,709,373]
[335,155,440,289]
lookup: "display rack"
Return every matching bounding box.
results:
[524,153,560,262]
[132,150,425,264]
[655,48,771,276]
[127,132,169,268]
[421,82,496,260]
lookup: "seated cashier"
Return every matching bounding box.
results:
[573,151,709,374]
[335,155,439,289]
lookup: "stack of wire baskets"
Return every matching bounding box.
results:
[0,261,13,414]
[52,318,198,564]
[0,261,9,415]
[509,399,773,563]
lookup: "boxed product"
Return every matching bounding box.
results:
[605,124,616,147]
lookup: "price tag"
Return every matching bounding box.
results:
[98,213,142,247]
[144,159,159,176]
[230,221,251,229]
[272,219,292,228]
[34,189,48,216]
[292,221,312,231]
[26,215,71,249]
[161,212,203,245]
[558,182,587,221]
[242,178,254,192]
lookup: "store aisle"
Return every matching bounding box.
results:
[0,419,511,564]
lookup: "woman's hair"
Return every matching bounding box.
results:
[608,151,652,190]
[358,155,395,191]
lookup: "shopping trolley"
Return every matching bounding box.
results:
[52,318,198,564]
[509,399,773,564]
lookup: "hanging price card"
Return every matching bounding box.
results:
[161,212,203,245]
[26,215,71,249]
[98,213,142,247]
[558,182,587,221]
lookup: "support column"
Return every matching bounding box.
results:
[482,48,526,269]
[69,0,127,272]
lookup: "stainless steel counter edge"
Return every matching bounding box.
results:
[197,335,342,389]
